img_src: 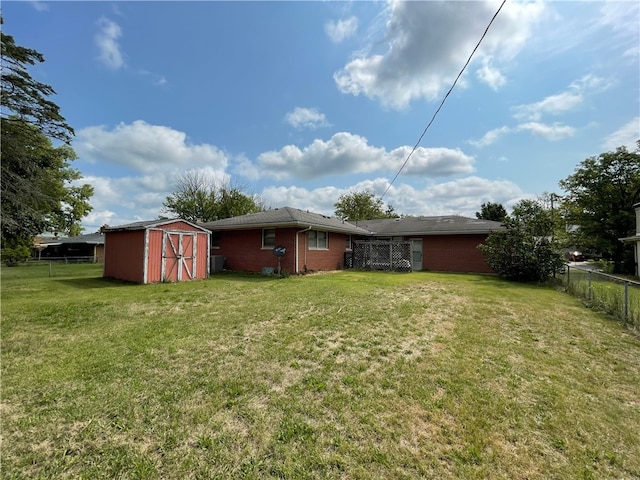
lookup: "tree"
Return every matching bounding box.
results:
[1,118,93,243]
[559,143,640,273]
[1,23,73,143]
[478,199,565,282]
[162,171,263,222]
[334,191,399,221]
[476,202,507,222]
[1,24,93,245]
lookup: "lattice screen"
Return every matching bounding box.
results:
[348,240,412,272]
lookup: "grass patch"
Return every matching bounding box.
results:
[2,265,640,479]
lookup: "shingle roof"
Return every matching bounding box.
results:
[202,207,372,235]
[41,232,105,245]
[103,218,209,233]
[203,207,503,236]
[355,216,504,235]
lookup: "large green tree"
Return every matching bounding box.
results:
[475,202,507,222]
[162,171,263,223]
[1,24,93,244]
[334,191,398,221]
[479,199,565,282]
[559,143,640,273]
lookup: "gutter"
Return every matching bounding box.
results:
[295,226,312,274]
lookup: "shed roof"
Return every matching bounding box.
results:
[202,207,372,235]
[103,218,209,233]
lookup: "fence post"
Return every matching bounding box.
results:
[624,282,629,319]
[49,262,52,278]
[588,270,592,301]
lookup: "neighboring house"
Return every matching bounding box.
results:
[620,203,640,277]
[103,219,210,284]
[203,207,503,274]
[36,232,105,263]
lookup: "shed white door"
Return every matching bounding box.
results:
[411,239,423,271]
[162,231,196,281]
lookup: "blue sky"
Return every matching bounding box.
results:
[6,0,640,232]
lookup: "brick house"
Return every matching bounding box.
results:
[203,207,503,274]
[202,207,371,274]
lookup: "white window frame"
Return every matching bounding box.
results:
[345,235,352,251]
[262,228,276,249]
[308,230,328,250]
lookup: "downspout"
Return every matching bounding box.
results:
[295,226,312,274]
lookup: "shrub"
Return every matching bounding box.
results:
[2,246,31,266]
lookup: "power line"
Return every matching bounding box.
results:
[381,0,507,201]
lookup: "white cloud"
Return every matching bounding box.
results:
[516,122,575,141]
[603,118,640,151]
[512,74,613,121]
[256,132,475,180]
[387,147,475,176]
[598,1,640,38]
[471,122,575,146]
[513,92,583,122]
[28,1,49,12]
[95,17,125,70]
[476,61,507,91]
[260,176,525,219]
[75,120,229,175]
[334,0,545,109]
[325,16,358,44]
[469,126,512,148]
[284,107,331,130]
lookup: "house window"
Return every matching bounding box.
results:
[210,232,220,249]
[262,228,276,248]
[345,235,352,250]
[308,230,328,250]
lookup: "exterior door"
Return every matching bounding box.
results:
[411,239,423,271]
[162,231,196,281]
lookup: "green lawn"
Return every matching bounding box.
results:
[2,264,640,479]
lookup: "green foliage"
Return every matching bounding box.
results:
[334,190,399,221]
[1,245,31,266]
[559,143,640,273]
[479,199,565,282]
[1,119,94,242]
[0,24,74,143]
[162,171,263,222]
[475,202,507,222]
[0,23,93,244]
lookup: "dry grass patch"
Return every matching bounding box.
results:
[2,266,640,479]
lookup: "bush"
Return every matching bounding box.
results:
[2,246,31,266]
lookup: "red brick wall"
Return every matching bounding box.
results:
[300,231,348,272]
[422,234,492,273]
[213,228,349,273]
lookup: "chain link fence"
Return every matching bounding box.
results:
[561,265,640,332]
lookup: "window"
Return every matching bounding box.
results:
[308,230,328,249]
[345,235,352,250]
[262,228,276,248]
[210,232,220,249]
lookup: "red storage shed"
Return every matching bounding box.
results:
[103,219,210,284]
